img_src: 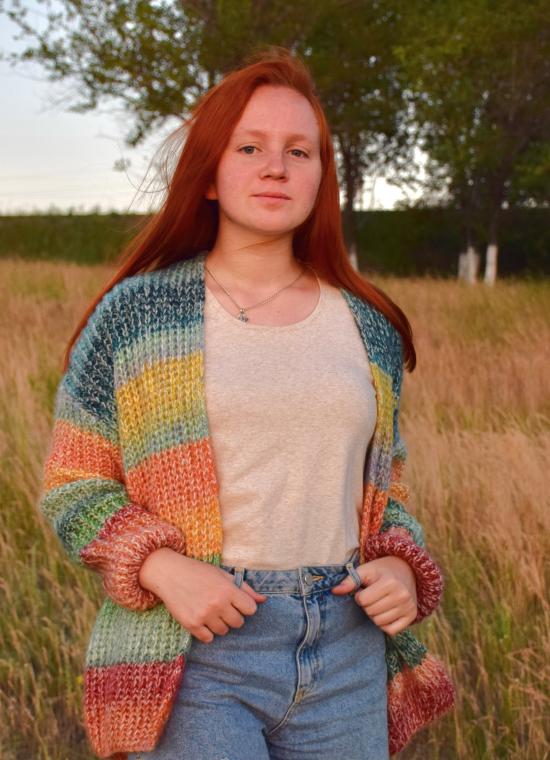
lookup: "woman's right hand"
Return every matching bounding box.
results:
[138,548,268,643]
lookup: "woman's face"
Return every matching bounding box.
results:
[206,85,323,239]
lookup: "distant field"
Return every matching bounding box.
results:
[1,257,548,759]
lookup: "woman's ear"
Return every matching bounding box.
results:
[205,183,217,200]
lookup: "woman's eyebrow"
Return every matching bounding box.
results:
[234,128,316,145]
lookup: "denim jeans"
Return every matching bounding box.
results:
[129,548,389,759]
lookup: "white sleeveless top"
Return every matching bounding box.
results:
[204,273,377,569]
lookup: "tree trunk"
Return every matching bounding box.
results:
[342,196,359,272]
[484,210,500,286]
[458,236,479,284]
[457,204,480,284]
[337,135,363,272]
[348,240,359,271]
[484,244,498,286]
[465,245,480,283]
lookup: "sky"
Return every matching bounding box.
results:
[0,3,421,215]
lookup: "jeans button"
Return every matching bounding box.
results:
[303,572,313,584]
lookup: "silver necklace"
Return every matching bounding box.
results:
[204,259,315,323]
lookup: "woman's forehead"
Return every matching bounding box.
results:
[232,90,320,145]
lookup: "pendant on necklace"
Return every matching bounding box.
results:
[238,309,249,322]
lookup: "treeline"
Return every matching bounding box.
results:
[2,0,549,284]
[1,209,548,276]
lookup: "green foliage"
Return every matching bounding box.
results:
[354,207,550,276]
[1,208,549,276]
[0,211,147,265]
[2,0,547,259]
[393,0,550,233]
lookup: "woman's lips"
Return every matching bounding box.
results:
[253,193,290,201]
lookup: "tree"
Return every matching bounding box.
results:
[0,0,413,262]
[303,0,417,268]
[393,0,550,284]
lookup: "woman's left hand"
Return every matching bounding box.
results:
[331,556,418,636]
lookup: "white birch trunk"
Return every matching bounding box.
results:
[349,241,359,272]
[484,243,498,286]
[458,245,479,284]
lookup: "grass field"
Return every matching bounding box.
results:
[1,256,548,759]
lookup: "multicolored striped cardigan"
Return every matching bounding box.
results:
[39,250,455,758]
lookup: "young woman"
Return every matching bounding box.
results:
[39,47,455,759]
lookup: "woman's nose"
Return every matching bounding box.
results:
[260,152,288,178]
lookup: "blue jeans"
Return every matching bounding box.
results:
[129,548,389,759]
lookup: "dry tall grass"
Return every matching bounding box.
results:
[1,257,548,759]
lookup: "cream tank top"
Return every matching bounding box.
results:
[204,270,377,569]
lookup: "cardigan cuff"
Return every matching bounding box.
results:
[363,531,444,624]
[79,503,186,611]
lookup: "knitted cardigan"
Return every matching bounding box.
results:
[39,250,456,758]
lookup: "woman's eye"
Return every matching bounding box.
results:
[238,146,309,158]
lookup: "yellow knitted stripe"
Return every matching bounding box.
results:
[116,352,207,455]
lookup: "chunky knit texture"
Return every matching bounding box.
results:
[39,250,456,758]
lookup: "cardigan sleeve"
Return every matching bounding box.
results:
[363,338,445,625]
[37,291,186,612]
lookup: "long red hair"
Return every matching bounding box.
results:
[62,45,416,375]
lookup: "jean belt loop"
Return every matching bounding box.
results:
[233,567,245,588]
[345,561,362,591]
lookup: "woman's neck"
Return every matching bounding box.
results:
[204,245,303,293]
